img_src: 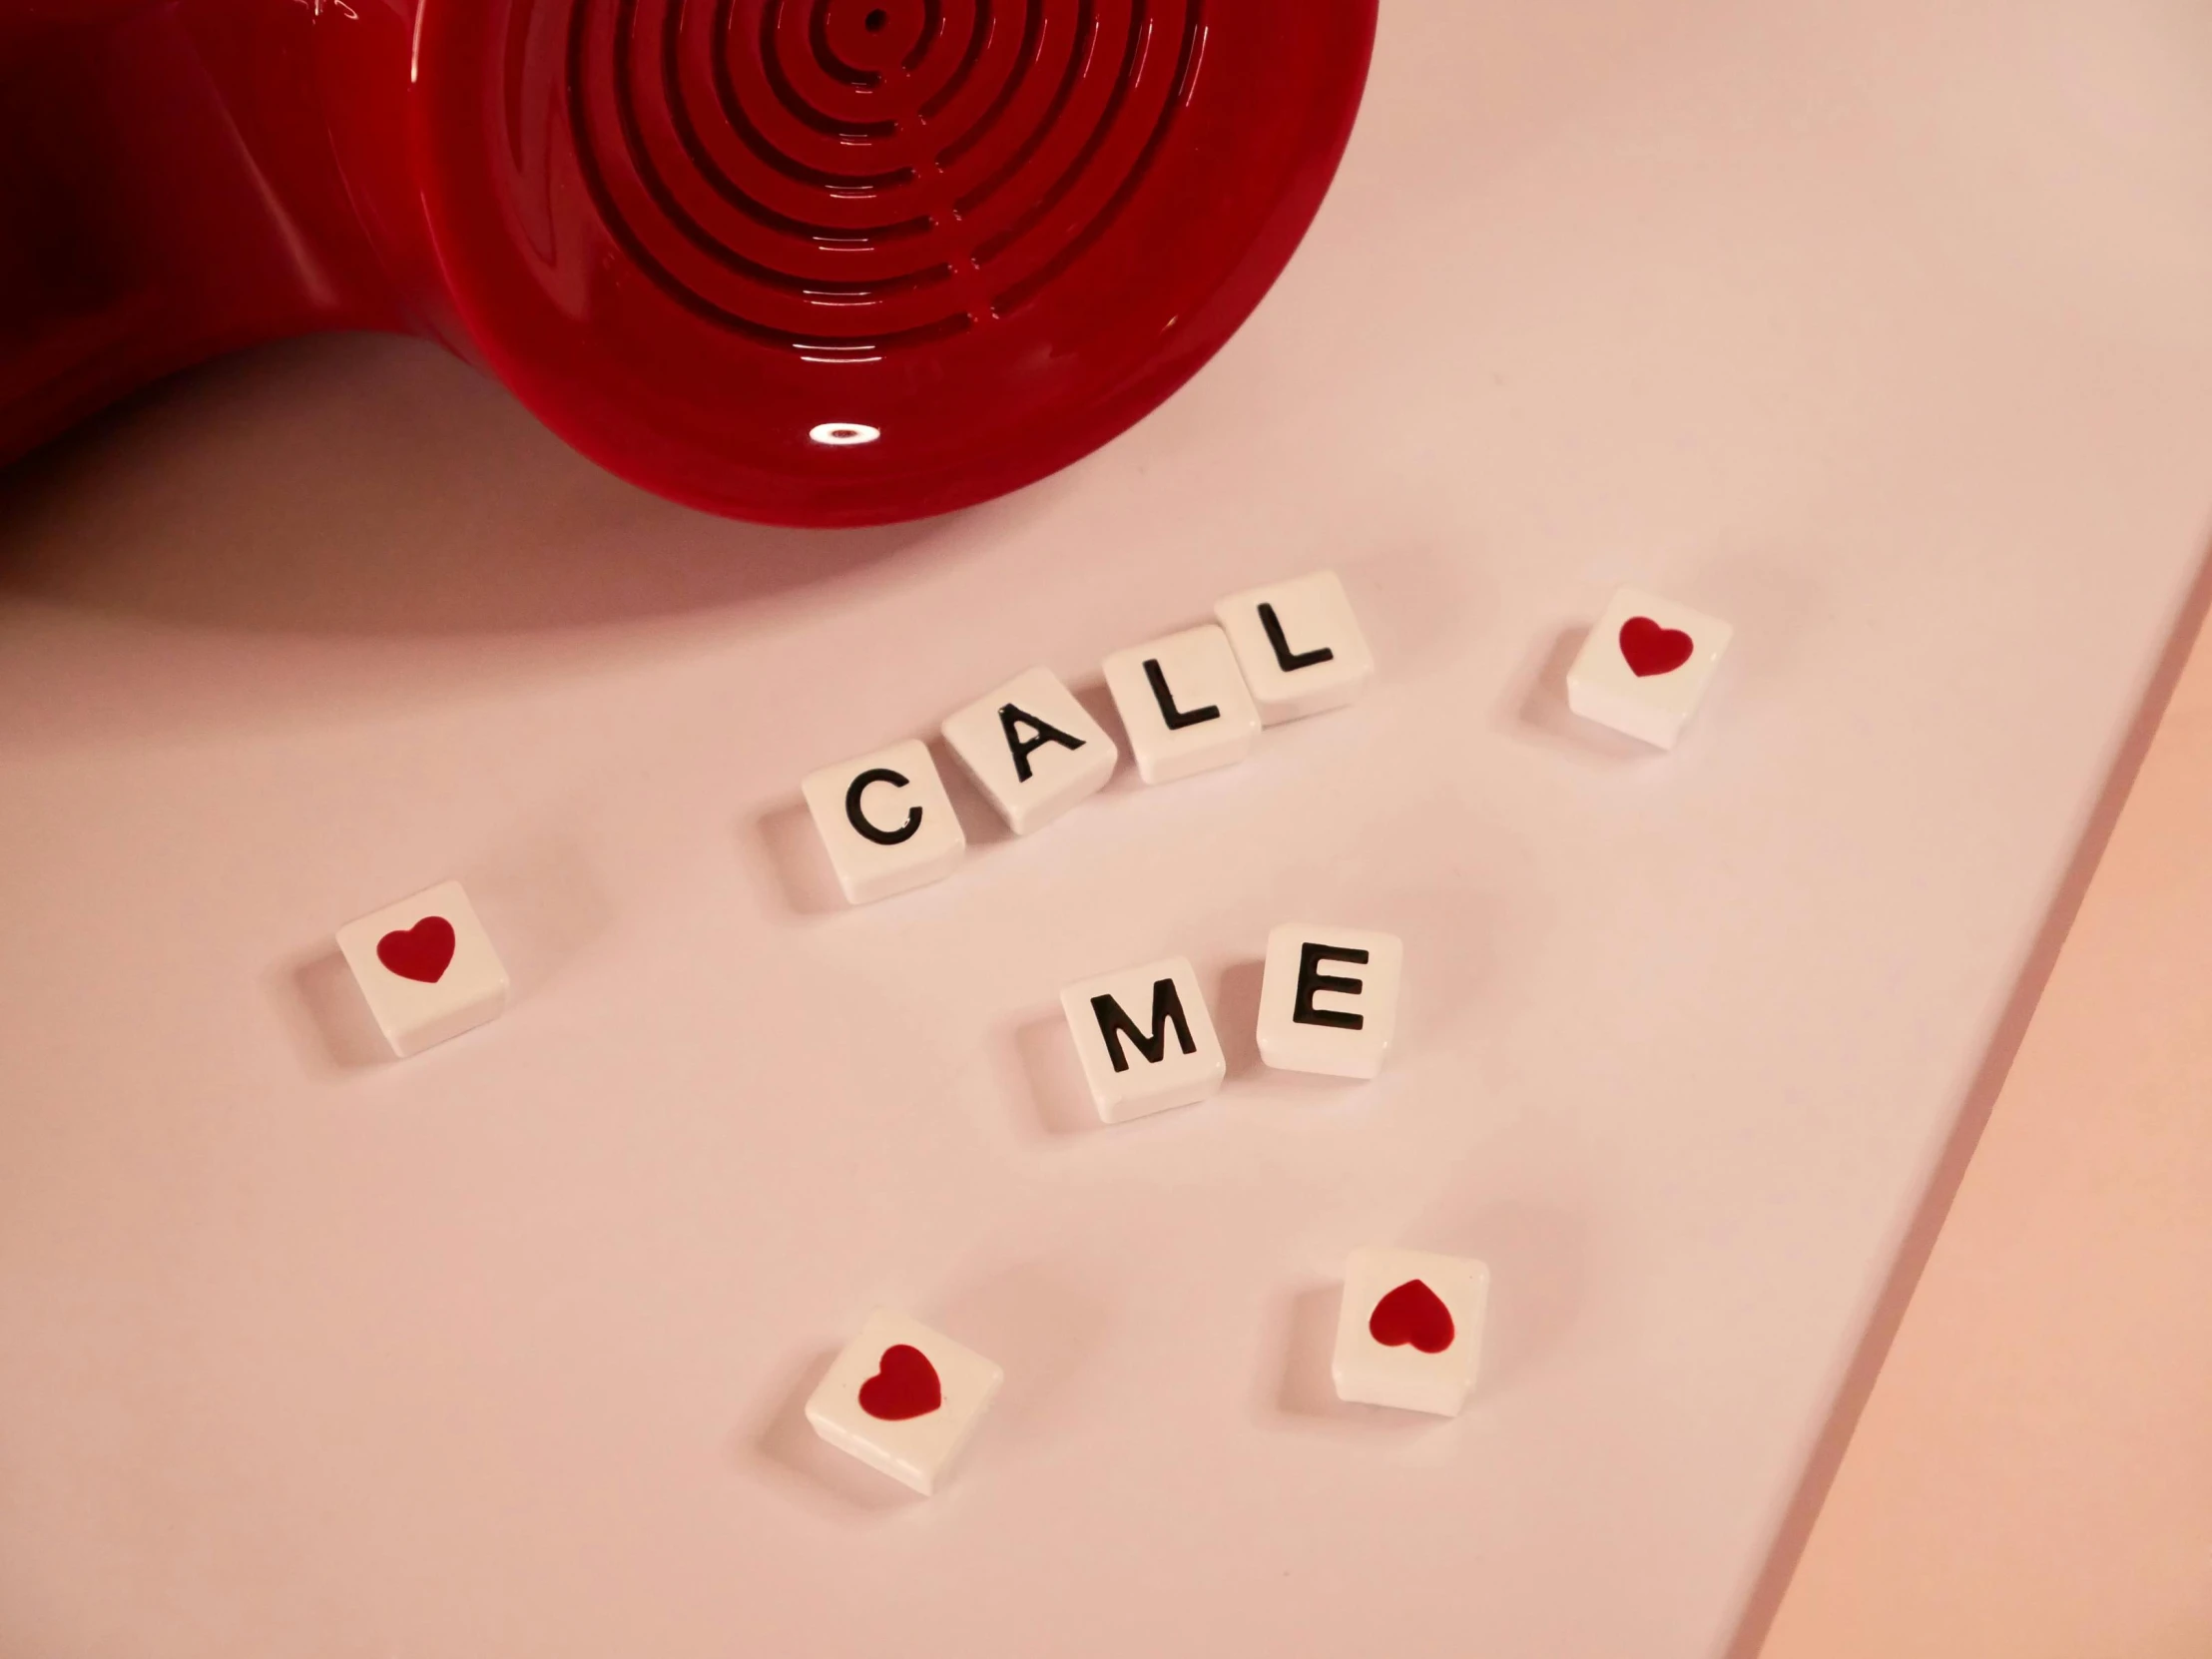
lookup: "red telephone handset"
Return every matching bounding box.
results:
[1,0,1374,525]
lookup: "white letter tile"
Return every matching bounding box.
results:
[1332,1246,1489,1416]
[805,1308,1003,1494]
[335,879,508,1058]
[1058,955,1225,1123]
[1565,586,1733,750]
[801,738,966,904]
[1257,923,1402,1079]
[941,666,1118,834]
[1101,625,1260,785]
[1215,570,1376,725]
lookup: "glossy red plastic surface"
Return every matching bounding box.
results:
[0,0,1376,525]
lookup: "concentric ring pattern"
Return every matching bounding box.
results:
[568,0,1207,348]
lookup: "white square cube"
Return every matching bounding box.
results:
[1214,570,1376,725]
[1565,587,1734,750]
[940,666,1118,834]
[335,879,509,1058]
[1058,955,1226,1123]
[1101,625,1261,785]
[1332,1246,1489,1416]
[805,1309,1003,1495]
[1257,923,1403,1079]
[801,738,966,904]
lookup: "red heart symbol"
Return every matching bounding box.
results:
[857,1344,941,1420]
[376,915,456,983]
[1368,1279,1454,1354]
[1618,616,1694,677]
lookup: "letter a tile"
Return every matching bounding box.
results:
[941,667,1118,834]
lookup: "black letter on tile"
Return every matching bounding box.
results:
[999,704,1085,783]
[844,768,921,845]
[1143,659,1219,730]
[1260,602,1335,673]
[1294,943,1370,1030]
[1091,978,1197,1072]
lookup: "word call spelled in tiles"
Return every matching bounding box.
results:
[800,573,1375,901]
[1565,586,1733,750]
[1215,570,1377,725]
[802,738,966,904]
[1059,955,1226,1123]
[941,666,1118,835]
[1101,623,1262,785]
[1332,1246,1489,1415]
[805,1309,1003,1494]
[1257,923,1403,1079]
[335,879,508,1058]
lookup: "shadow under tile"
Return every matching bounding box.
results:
[1213,957,1266,1081]
[751,801,846,917]
[1003,1010,1099,1139]
[273,946,386,1075]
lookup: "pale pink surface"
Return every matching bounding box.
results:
[4,5,2212,1657]
[1758,595,2212,1658]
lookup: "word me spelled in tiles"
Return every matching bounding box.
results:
[1059,955,1225,1122]
[805,1309,1003,1494]
[1257,923,1403,1079]
[1332,1246,1489,1416]
[802,738,965,904]
[335,879,509,1057]
[1566,586,1733,750]
[942,666,1118,834]
[1102,624,1261,784]
[1215,570,1376,724]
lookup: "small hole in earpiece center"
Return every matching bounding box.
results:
[864,7,887,29]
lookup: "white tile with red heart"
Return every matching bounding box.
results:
[335,879,509,1058]
[1332,1246,1490,1415]
[1565,586,1734,750]
[805,1309,1004,1494]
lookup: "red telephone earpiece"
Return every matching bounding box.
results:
[1,0,1375,525]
